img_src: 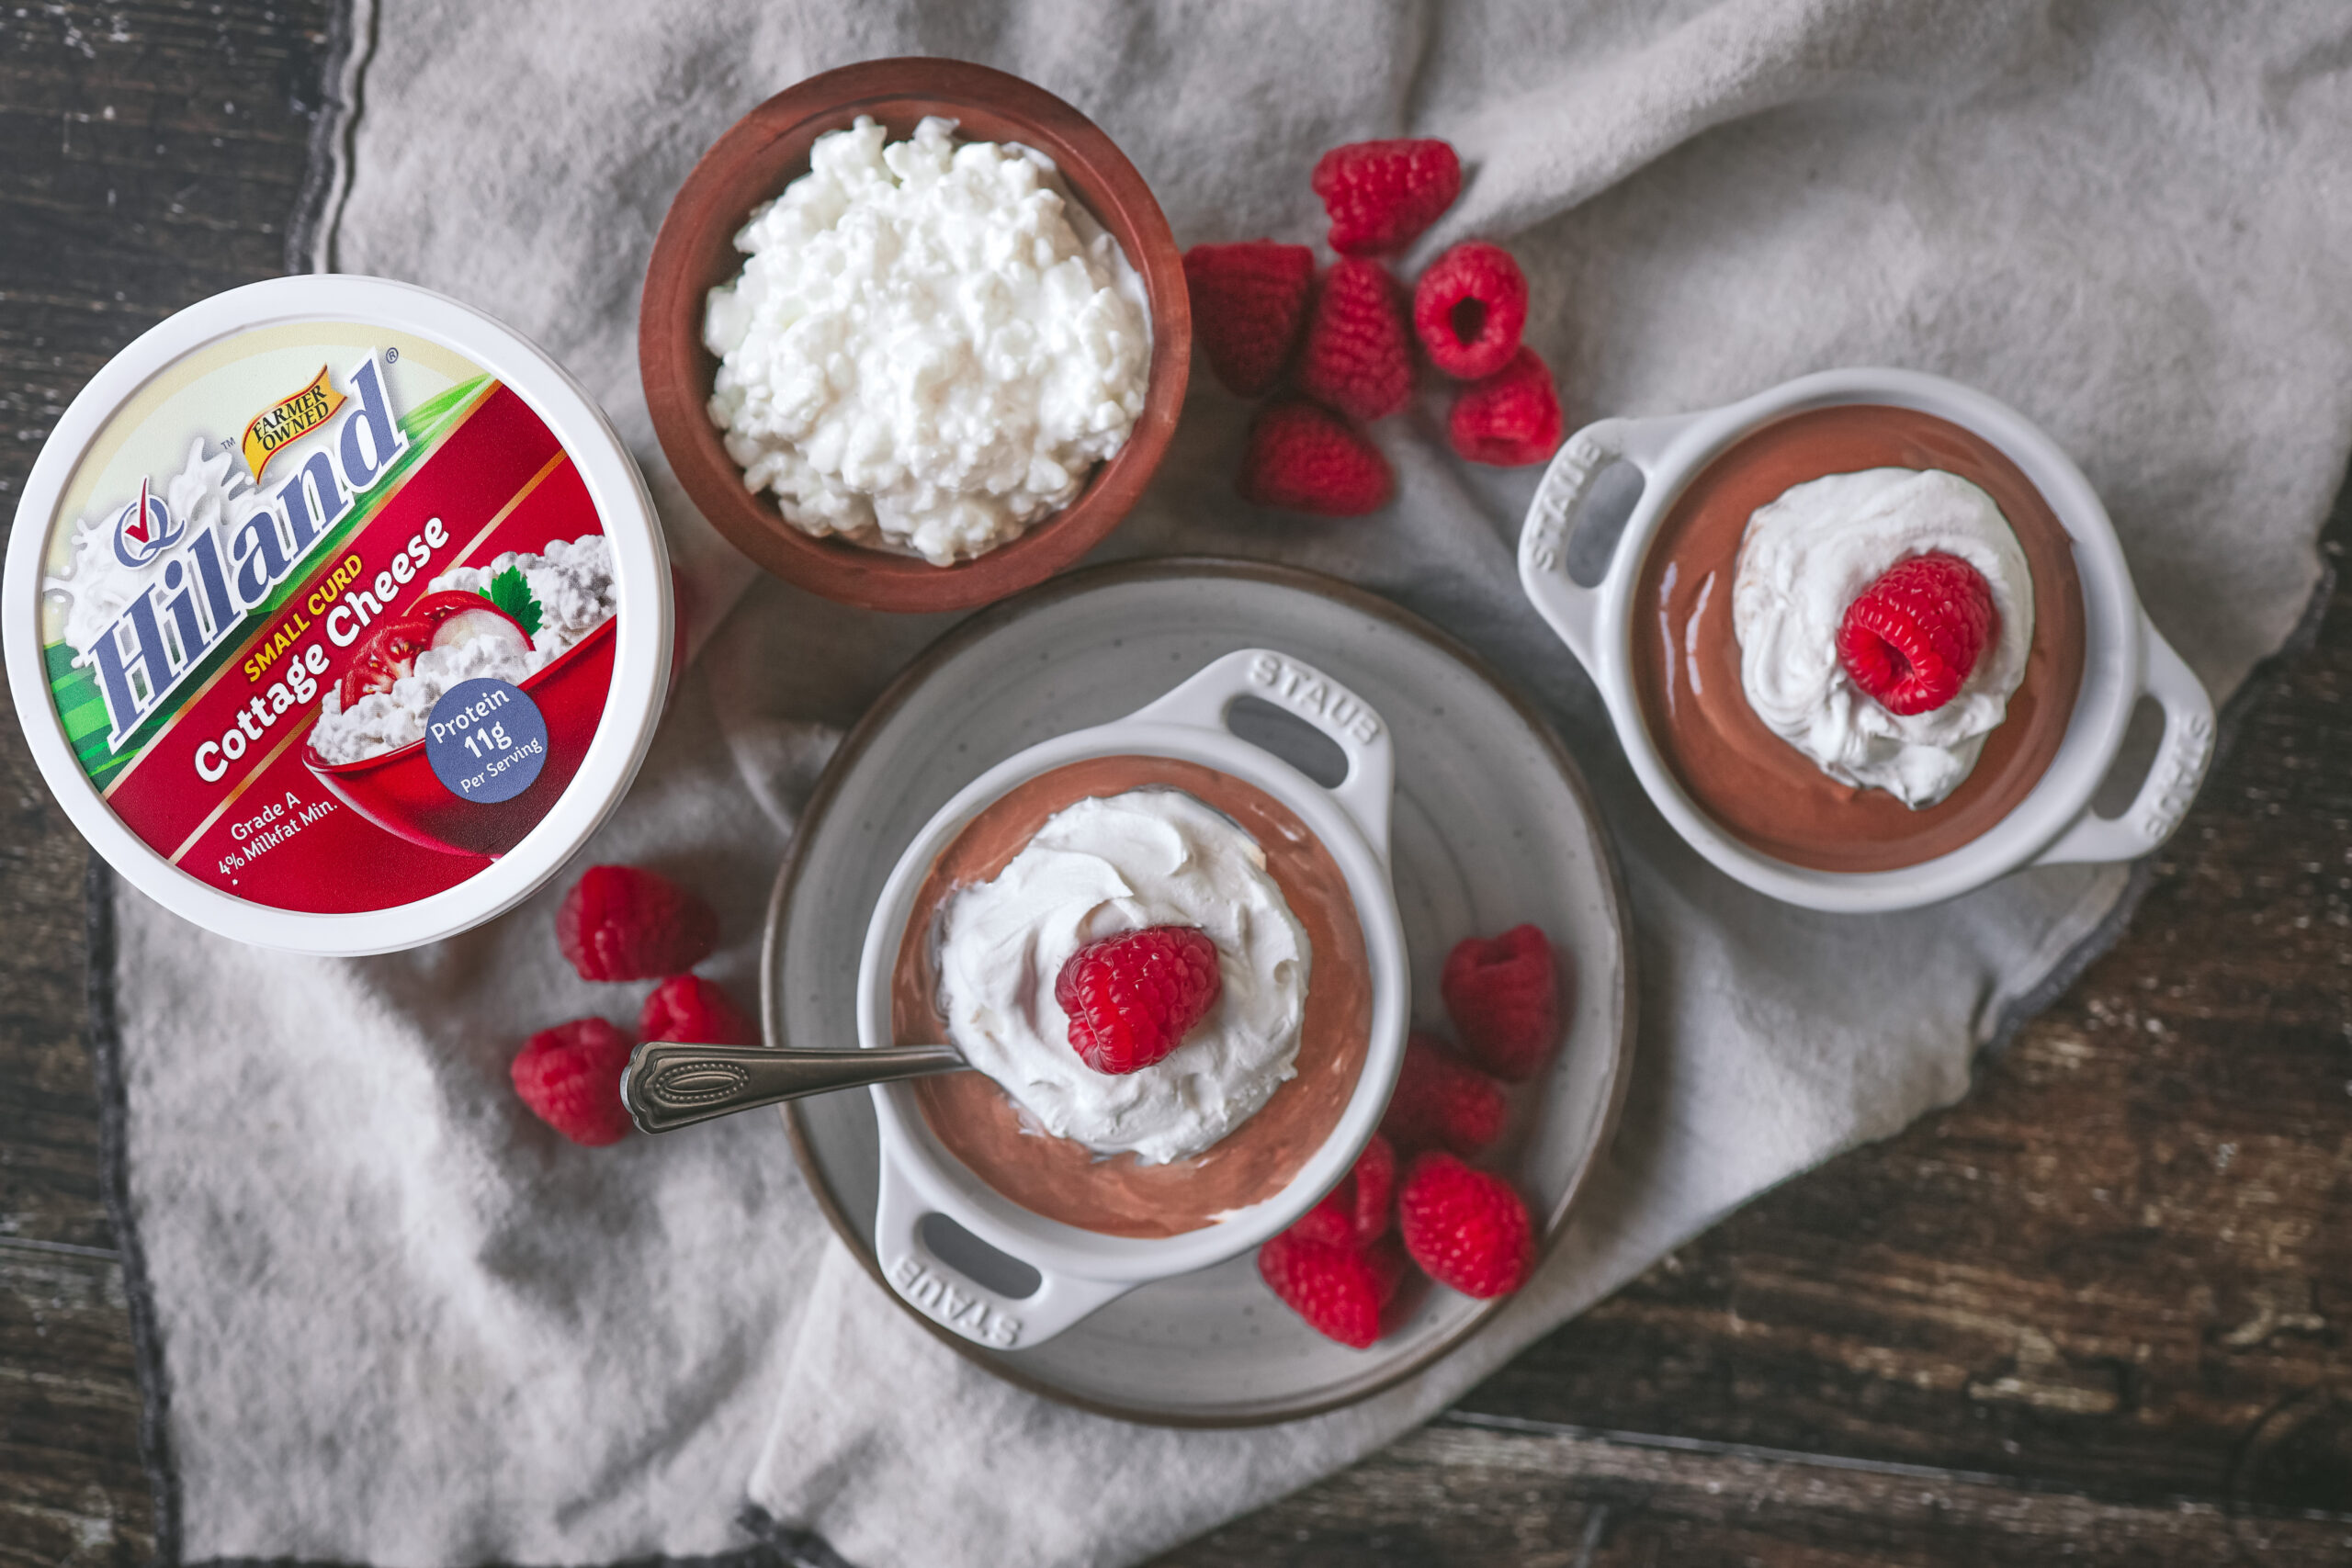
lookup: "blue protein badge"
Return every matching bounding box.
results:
[425,677,549,804]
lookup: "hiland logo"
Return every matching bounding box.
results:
[79,350,408,750]
[111,479,183,569]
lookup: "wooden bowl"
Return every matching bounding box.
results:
[639,58,1191,615]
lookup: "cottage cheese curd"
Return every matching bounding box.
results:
[703,116,1150,567]
[933,788,1310,1165]
[1732,468,2034,807]
[310,535,615,765]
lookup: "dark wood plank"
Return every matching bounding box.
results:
[0,3,334,1560]
[0,1244,146,1568]
[1162,1417,2352,1567]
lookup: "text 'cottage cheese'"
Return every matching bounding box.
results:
[933,789,1310,1165]
[1732,468,2035,807]
[703,116,1150,566]
[310,536,616,764]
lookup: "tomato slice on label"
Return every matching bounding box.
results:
[408,589,532,655]
[406,589,525,635]
[337,617,435,707]
[333,591,535,708]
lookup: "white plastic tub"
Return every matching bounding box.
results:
[3,276,672,954]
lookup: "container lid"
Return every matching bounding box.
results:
[3,276,672,955]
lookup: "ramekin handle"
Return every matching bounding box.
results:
[871,1150,1133,1349]
[1126,648,1396,860]
[2033,614,2215,866]
[1517,413,1689,672]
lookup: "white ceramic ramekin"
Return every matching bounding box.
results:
[853,649,1409,1348]
[1518,368,2214,913]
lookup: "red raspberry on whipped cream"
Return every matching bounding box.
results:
[1055,925,1223,1076]
[1732,468,2033,807]
[1837,552,1998,716]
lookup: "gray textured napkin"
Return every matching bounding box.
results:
[99,2,2350,1566]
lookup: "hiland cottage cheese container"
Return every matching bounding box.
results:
[3,276,673,954]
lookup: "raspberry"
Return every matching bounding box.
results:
[1237,400,1394,516]
[639,974,757,1046]
[1441,925,1563,1082]
[1183,241,1315,397]
[1296,258,1413,423]
[1412,242,1528,380]
[1290,1133,1396,1249]
[1397,1151,1537,1299]
[1055,925,1223,1076]
[1380,1032,1510,1156]
[1365,1235,1411,1308]
[1447,347,1563,467]
[510,1017,636,1146]
[556,864,719,983]
[1311,138,1463,256]
[1837,552,1999,716]
[1257,1230,1393,1348]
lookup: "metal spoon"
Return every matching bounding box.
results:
[620,1040,967,1134]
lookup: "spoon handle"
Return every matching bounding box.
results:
[621,1041,967,1134]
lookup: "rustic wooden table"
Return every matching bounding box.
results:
[4,7,2347,1565]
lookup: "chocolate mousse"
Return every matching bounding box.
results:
[1633,404,2086,873]
[891,756,1373,1239]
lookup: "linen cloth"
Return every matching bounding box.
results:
[96,2,2352,1565]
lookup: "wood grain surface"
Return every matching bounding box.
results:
[1,6,2346,1567]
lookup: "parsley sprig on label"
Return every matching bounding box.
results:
[488,564,542,637]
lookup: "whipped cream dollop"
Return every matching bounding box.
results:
[310,536,615,765]
[1732,468,2034,807]
[704,115,1150,568]
[933,788,1311,1165]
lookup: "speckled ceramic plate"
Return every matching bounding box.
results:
[765,558,1634,1427]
